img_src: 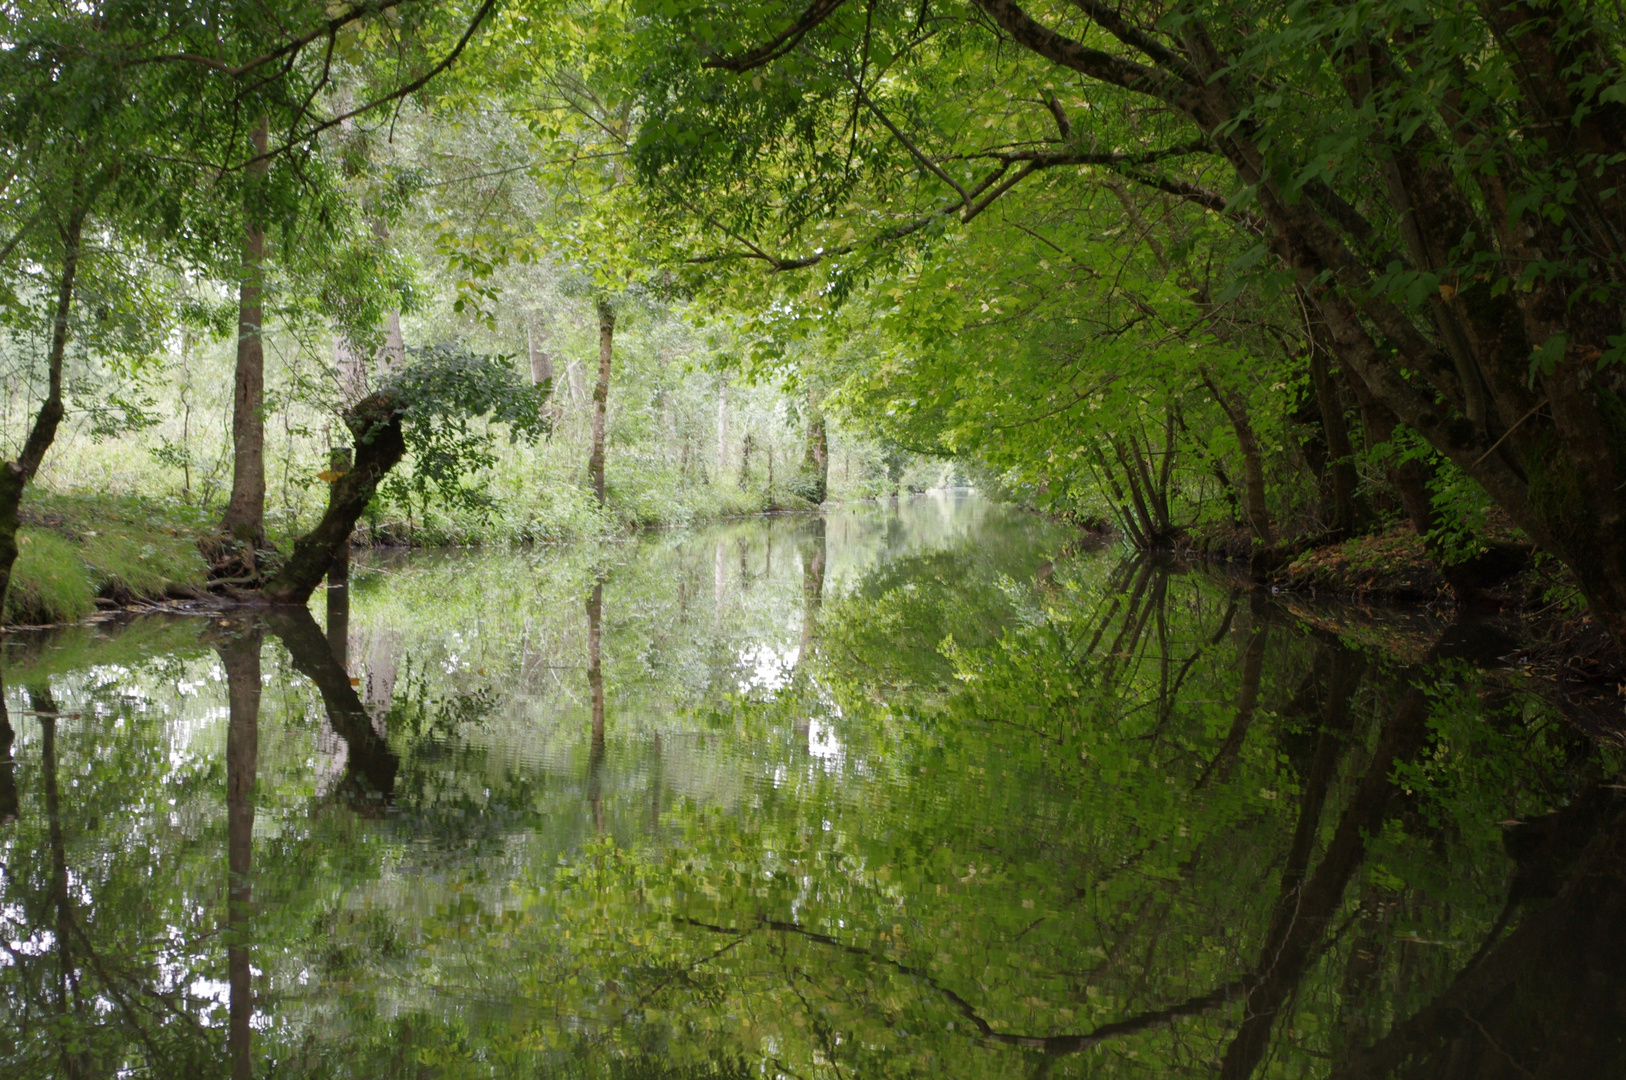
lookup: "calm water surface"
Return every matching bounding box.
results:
[2,493,1624,1078]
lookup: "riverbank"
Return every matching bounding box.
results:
[11,491,1617,695]
[8,492,212,626]
[1186,517,1617,683]
[2,484,834,627]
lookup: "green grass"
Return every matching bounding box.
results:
[8,529,97,625]
[5,491,211,626]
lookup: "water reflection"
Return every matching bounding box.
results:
[0,493,1623,1077]
[0,679,15,826]
[587,579,605,834]
[214,621,258,1080]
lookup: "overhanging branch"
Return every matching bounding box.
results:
[235,0,498,171]
[136,0,417,78]
[703,0,851,71]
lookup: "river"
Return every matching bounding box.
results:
[1,492,1623,1078]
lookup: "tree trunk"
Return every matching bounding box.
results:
[1329,791,1626,1080]
[793,518,826,750]
[1195,595,1269,789]
[526,315,557,421]
[587,581,605,748]
[264,608,398,803]
[1091,441,1149,548]
[1219,671,1429,1079]
[969,0,1626,648]
[0,679,14,826]
[1203,375,1272,548]
[589,299,614,506]
[738,432,754,488]
[799,516,826,660]
[0,207,83,624]
[586,581,606,833]
[37,694,91,1080]
[260,391,405,605]
[1308,345,1364,537]
[802,390,828,504]
[333,336,368,407]
[716,378,729,481]
[221,118,271,559]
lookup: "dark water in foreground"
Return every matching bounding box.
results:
[2,493,1624,1079]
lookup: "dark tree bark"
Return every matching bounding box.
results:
[0,677,15,826]
[1219,667,1427,1079]
[1330,792,1626,1080]
[215,625,260,1080]
[794,517,826,749]
[264,607,397,804]
[1307,344,1365,537]
[800,516,827,654]
[589,299,614,506]
[0,207,84,624]
[1194,592,1269,789]
[220,117,271,561]
[1202,375,1272,549]
[35,688,91,1079]
[587,581,605,749]
[1092,441,1149,547]
[260,391,404,605]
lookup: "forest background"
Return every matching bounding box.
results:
[2,0,1625,643]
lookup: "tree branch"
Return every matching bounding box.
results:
[136,0,416,77]
[702,0,851,71]
[1067,0,1203,85]
[973,0,1188,104]
[678,914,1240,1055]
[236,0,498,171]
[849,78,971,210]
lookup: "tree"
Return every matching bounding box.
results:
[631,0,1626,638]
[0,1,221,621]
[590,298,616,504]
[192,0,502,571]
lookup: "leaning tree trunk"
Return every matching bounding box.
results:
[0,208,84,624]
[259,391,404,606]
[1090,440,1150,548]
[589,299,614,506]
[264,607,398,803]
[220,118,271,562]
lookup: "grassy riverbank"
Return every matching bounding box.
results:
[8,492,212,625]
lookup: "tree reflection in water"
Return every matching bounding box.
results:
[0,495,1622,1078]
